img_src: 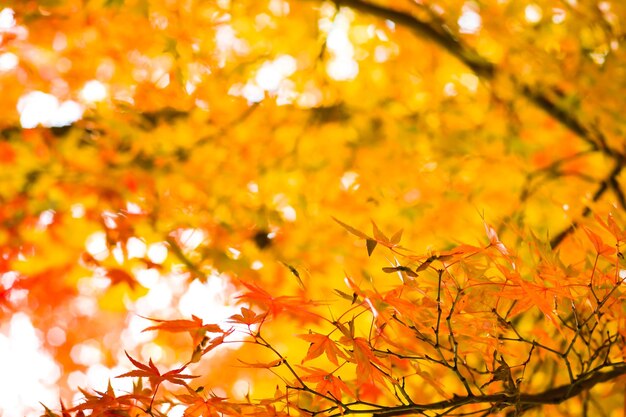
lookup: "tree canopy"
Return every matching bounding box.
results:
[0,0,625,416]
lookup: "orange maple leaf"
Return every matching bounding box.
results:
[350,337,388,386]
[176,390,230,417]
[236,280,323,322]
[142,315,223,346]
[298,332,345,366]
[582,226,615,256]
[237,358,284,368]
[228,306,267,327]
[117,352,198,390]
[595,213,626,242]
[298,366,355,401]
[69,380,149,415]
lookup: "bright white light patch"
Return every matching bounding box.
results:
[70,340,102,365]
[46,327,66,346]
[280,205,297,222]
[374,46,390,63]
[327,57,359,81]
[112,244,125,264]
[233,379,250,398]
[1,271,18,289]
[325,13,359,81]
[525,4,542,23]
[179,229,205,251]
[459,73,479,92]
[242,82,264,103]
[168,405,186,417]
[132,280,173,316]
[552,8,566,24]
[147,242,168,264]
[18,92,58,128]
[340,171,359,191]
[136,267,160,288]
[86,231,109,261]
[126,201,142,214]
[444,82,457,96]
[17,91,83,128]
[37,209,55,228]
[71,203,85,218]
[178,275,240,331]
[57,100,83,124]
[227,247,241,259]
[256,64,282,91]
[81,80,107,103]
[327,29,353,55]
[247,182,259,193]
[458,5,482,34]
[126,237,147,259]
[0,313,61,417]
[0,52,18,71]
[253,55,297,93]
[0,8,15,30]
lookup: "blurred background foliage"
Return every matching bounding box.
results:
[0,0,625,415]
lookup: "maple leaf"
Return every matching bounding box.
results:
[69,380,149,416]
[177,392,235,417]
[332,217,371,240]
[200,328,234,356]
[298,332,345,365]
[298,366,355,401]
[117,352,198,391]
[582,226,615,257]
[356,381,385,402]
[237,358,284,368]
[142,315,223,346]
[484,222,509,257]
[333,217,401,256]
[228,306,267,327]
[350,337,388,386]
[236,280,323,322]
[175,389,231,417]
[371,220,389,243]
[595,213,626,242]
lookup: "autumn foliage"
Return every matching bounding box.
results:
[1,0,626,416]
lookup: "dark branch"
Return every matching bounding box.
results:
[365,364,626,417]
[319,0,619,156]
[550,161,624,248]
[331,0,494,78]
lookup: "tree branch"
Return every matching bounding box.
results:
[550,161,624,248]
[317,0,619,157]
[364,364,626,417]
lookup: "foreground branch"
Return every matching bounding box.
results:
[363,364,626,417]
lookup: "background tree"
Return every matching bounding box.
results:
[0,0,625,416]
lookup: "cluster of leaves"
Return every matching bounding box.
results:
[41,215,626,417]
[0,0,626,416]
